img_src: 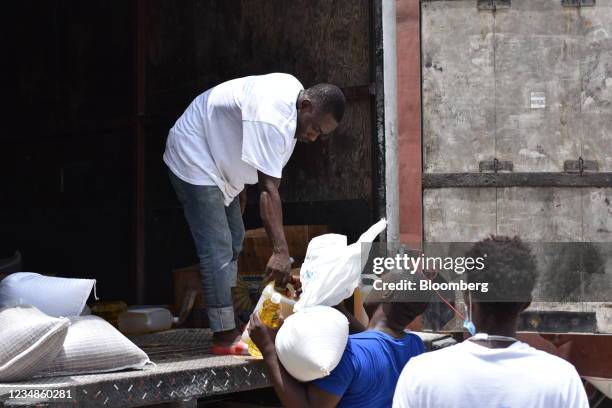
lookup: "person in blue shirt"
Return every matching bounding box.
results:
[248,295,430,408]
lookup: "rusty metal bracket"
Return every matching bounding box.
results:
[478,0,511,10]
[479,159,514,173]
[561,0,595,7]
[564,158,599,173]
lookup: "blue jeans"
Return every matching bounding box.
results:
[168,170,244,332]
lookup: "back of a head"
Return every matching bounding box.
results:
[305,83,346,123]
[381,272,432,327]
[465,236,537,318]
[388,301,429,328]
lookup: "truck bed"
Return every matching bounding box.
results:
[0,329,455,408]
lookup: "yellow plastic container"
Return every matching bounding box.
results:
[246,292,282,358]
[241,282,296,347]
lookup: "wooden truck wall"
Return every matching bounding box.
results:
[421,0,612,333]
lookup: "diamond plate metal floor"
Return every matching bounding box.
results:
[0,329,455,408]
[0,329,269,408]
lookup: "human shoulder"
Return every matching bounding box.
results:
[416,340,468,358]
[521,345,581,374]
[311,339,358,395]
[256,74,302,99]
[346,330,400,346]
[399,341,468,373]
[396,342,471,391]
[242,74,302,126]
[265,73,303,88]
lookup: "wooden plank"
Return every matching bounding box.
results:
[397,0,423,244]
[423,172,612,188]
[423,188,496,242]
[421,1,496,173]
[134,0,146,303]
[282,99,373,202]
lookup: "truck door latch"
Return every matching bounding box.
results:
[478,0,511,10]
[561,0,595,7]
[564,158,599,174]
[479,159,514,173]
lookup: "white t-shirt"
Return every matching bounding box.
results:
[163,73,303,205]
[392,340,588,408]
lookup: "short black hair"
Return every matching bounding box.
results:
[380,272,432,327]
[388,301,430,327]
[465,236,537,318]
[304,83,346,123]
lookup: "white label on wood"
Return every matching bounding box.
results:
[530,92,546,109]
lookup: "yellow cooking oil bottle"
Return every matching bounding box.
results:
[247,292,282,358]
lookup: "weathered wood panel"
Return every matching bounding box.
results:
[423,188,496,241]
[421,1,496,173]
[422,0,612,245]
[422,0,612,173]
[581,3,612,172]
[145,0,372,202]
[583,188,612,242]
[2,1,135,301]
[497,187,582,241]
[425,187,612,244]
[4,0,133,141]
[495,2,582,172]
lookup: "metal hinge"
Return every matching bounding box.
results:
[564,157,599,173]
[561,0,595,7]
[478,0,511,10]
[479,159,514,173]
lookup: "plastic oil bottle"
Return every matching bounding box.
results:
[246,292,282,358]
[241,282,296,349]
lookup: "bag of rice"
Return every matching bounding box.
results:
[274,220,386,382]
[274,306,348,382]
[0,272,95,317]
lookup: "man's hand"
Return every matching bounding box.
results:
[265,252,292,288]
[287,274,302,298]
[248,311,283,356]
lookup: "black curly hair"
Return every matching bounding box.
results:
[304,83,346,122]
[465,236,538,317]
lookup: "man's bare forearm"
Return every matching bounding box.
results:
[259,185,288,255]
[261,347,311,408]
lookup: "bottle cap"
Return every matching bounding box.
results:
[271,292,282,304]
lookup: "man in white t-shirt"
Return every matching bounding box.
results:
[393,236,589,408]
[163,73,345,353]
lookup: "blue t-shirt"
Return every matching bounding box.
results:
[313,330,424,408]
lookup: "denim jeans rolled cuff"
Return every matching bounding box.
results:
[206,261,236,332]
[207,306,236,332]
